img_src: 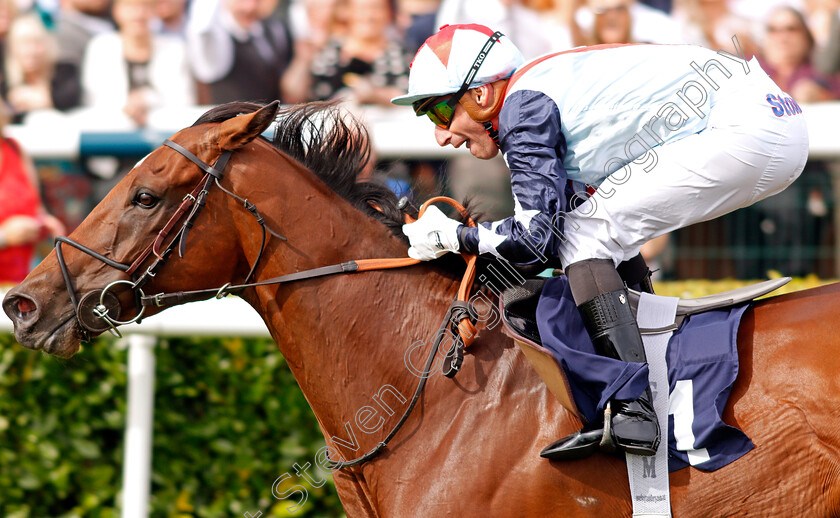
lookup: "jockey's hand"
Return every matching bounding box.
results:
[402,205,462,261]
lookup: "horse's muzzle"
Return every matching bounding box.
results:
[3,288,83,357]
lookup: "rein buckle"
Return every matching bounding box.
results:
[215,283,232,299]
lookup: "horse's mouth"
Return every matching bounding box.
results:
[41,317,83,358]
[15,312,82,359]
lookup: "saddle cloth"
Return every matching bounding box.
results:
[530,276,755,472]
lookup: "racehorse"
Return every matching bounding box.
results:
[4,101,840,516]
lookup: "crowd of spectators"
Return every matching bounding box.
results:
[2,0,834,131]
[1,0,840,280]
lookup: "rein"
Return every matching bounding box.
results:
[54,135,480,470]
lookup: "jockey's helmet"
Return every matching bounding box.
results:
[390,24,525,108]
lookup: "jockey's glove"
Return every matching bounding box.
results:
[402,205,462,261]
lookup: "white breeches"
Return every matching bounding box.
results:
[558,69,810,267]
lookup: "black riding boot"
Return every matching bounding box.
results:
[617,253,655,294]
[579,289,660,455]
[540,259,660,460]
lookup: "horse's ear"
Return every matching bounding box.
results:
[218,101,280,151]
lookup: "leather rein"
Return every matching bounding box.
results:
[53,137,479,470]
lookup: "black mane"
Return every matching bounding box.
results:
[193,101,411,238]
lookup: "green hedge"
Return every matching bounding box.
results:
[0,334,343,518]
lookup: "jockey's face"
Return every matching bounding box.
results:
[434,102,499,160]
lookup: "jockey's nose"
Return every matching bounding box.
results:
[434,125,452,147]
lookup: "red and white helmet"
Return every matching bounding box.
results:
[391,24,525,106]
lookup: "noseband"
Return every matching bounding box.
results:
[55,139,284,339]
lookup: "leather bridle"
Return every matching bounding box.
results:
[55,140,256,339]
[54,135,480,470]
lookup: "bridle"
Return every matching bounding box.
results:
[54,140,268,340]
[53,134,480,470]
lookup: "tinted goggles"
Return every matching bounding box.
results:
[412,31,503,129]
[413,95,461,128]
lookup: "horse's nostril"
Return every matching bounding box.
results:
[4,295,39,323]
[16,297,37,315]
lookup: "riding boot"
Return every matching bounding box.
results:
[579,289,660,456]
[540,259,659,461]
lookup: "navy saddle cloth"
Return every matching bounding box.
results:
[508,276,755,472]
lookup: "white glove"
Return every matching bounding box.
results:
[402,205,463,261]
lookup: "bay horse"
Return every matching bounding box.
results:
[4,101,840,516]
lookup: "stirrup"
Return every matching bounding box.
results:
[600,401,617,453]
[609,390,660,456]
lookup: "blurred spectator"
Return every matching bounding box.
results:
[672,0,758,56]
[306,0,350,44]
[0,103,64,284]
[759,5,839,101]
[436,0,555,59]
[729,0,804,24]
[805,0,837,47]
[575,0,684,45]
[80,0,194,204]
[525,0,582,50]
[186,0,296,104]
[288,0,338,52]
[586,0,633,43]
[812,0,840,75]
[309,0,410,105]
[82,0,196,126]
[283,0,346,103]
[638,0,670,11]
[53,0,114,111]
[155,0,188,37]
[396,0,441,52]
[0,0,18,98]
[4,13,59,122]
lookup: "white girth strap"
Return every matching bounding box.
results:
[626,292,679,518]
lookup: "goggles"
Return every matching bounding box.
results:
[413,31,503,129]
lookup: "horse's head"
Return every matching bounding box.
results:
[3,102,280,357]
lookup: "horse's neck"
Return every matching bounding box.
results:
[257,239,462,443]
[233,161,464,441]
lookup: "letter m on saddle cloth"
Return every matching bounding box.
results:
[499,275,788,472]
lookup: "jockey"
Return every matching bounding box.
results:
[392,24,809,460]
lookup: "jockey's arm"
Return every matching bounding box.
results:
[458,90,570,266]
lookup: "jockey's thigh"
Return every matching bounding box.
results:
[558,79,809,267]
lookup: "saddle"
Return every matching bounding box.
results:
[501,276,791,415]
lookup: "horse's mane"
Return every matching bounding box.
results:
[193,101,411,239]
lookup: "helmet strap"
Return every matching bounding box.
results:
[483,121,500,146]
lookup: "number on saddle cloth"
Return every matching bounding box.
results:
[500,276,788,471]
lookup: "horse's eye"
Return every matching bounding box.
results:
[134,192,158,208]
